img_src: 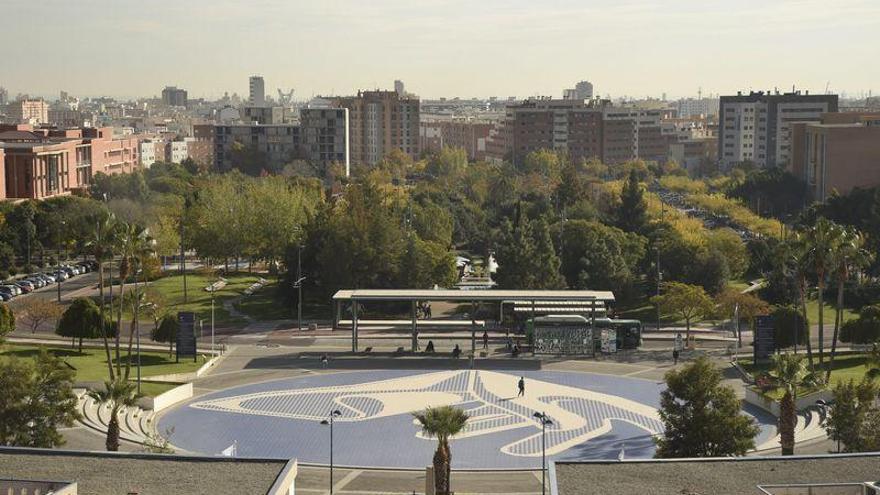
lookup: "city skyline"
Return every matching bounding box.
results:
[3,0,879,100]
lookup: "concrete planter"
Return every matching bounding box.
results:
[138,382,193,412]
[744,387,833,417]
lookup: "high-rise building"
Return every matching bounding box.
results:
[419,118,496,161]
[501,98,604,166]
[719,90,838,169]
[6,99,49,124]
[161,86,188,107]
[333,90,419,165]
[394,80,405,96]
[789,112,880,201]
[249,76,266,106]
[676,97,720,118]
[300,107,350,175]
[0,87,7,106]
[575,81,594,100]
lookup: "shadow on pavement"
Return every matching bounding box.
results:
[243,353,543,371]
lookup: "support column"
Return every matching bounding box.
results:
[352,299,358,353]
[411,300,418,352]
[333,300,341,331]
[471,301,477,357]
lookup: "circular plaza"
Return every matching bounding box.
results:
[159,368,776,469]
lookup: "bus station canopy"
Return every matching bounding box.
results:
[332,289,615,303]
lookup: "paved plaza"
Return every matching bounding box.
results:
[160,367,776,469]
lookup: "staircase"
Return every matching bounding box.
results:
[75,389,160,447]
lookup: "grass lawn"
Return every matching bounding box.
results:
[804,298,858,326]
[0,344,204,396]
[134,273,268,327]
[739,352,873,400]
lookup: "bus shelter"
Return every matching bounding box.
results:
[331,289,616,353]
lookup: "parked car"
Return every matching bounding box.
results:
[2,284,21,296]
[27,277,45,288]
[40,273,57,283]
[0,291,11,302]
[53,271,69,281]
[15,281,34,293]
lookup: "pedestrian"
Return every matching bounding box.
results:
[672,348,679,365]
[426,304,432,319]
[482,330,489,350]
[320,354,329,369]
[425,340,435,353]
[517,376,525,397]
[452,344,461,359]
[414,330,421,351]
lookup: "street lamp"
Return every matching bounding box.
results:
[533,412,553,495]
[816,399,840,453]
[320,410,343,494]
[293,245,306,331]
[57,220,66,303]
[210,284,217,357]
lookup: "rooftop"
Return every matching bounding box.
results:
[552,453,880,495]
[332,289,615,302]
[0,447,296,495]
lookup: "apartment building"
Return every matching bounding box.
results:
[300,107,350,175]
[249,76,265,106]
[212,123,300,172]
[790,112,880,201]
[419,118,495,161]
[6,99,49,125]
[333,90,419,165]
[603,106,672,163]
[161,86,188,107]
[0,125,140,200]
[719,91,838,169]
[676,97,719,118]
[501,98,603,166]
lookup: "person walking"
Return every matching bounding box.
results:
[482,330,489,350]
[517,376,525,397]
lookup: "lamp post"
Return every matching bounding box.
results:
[816,399,840,452]
[297,245,303,331]
[533,412,553,495]
[320,410,342,494]
[57,220,66,303]
[210,284,216,356]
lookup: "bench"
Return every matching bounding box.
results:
[395,346,405,354]
[363,347,373,353]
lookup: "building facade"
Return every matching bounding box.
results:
[300,107,350,175]
[249,76,265,106]
[212,123,301,172]
[790,112,880,201]
[719,91,838,169]
[6,99,49,125]
[333,90,419,166]
[419,119,495,161]
[575,81,594,100]
[161,86,188,107]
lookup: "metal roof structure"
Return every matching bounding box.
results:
[332,289,615,302]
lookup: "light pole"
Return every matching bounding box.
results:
[210,284,216,357]
[533,412,553,495]
[297,245,303,331]
[816,400,840,452]
[57,220,66,303]
[320,410,342,494]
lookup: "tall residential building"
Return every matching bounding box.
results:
[300,107,350,175]
[789,112,880,201]
[6,99,49,125]
[0,87,7,106]
[502,98,604,166]
[161,86,188,107]
[394,80,405,96]
[676,97,719,118]
[419,118,496,161]
[718,90,838,169]
[333,90,419,165]
[249,76,266,106]
[575,81,594,100]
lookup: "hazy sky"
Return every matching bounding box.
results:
[3,0,879,100]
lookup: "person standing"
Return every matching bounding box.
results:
[518,376,525,397]
[482,330,489,350]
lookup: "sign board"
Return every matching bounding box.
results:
[600,328,617,354]
[534,327,594,356]
[753,315,775,362]
[176,311,197,362]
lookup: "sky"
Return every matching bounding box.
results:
[2,0,879,101]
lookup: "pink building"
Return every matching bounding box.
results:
[0,125,140,200]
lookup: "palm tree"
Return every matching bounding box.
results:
[123,225,154,380]
[827,227,873,382]
[413,405,469,495]
[805,218,837,367]
[86,212,117,381]
[112,221,139,378]
[770,353,811,455]
[87,379,141,451]
[784,233,814,368]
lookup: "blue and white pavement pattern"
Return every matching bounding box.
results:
[159,370,776,469]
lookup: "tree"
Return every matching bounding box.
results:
[805,217,838,367]
[617,169,647,233]
[413,405,469,495]
[651,282,714,340]
[56,298,117,353]
[86,211,118,380]
[785,233,815,369]
[19,297,63,334]
[707,228,749,280]
[827,226,873,382]
[0,351,80,448]
[824,378,879,452]
[0,303,14,345]
[558,220,645,301]
[771,305,809,350]
[655,356,758,457]
[769,353,812,455]
[840,305,880,345]
[87,379,141,451]
[715,287,769,342]
[152,314,179,356]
